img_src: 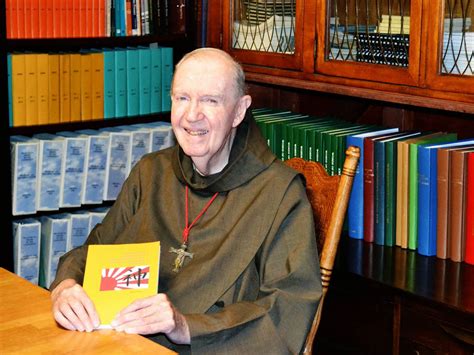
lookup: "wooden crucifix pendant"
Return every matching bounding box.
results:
[169,243,194,273]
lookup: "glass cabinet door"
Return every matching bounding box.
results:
[315,0,422,85]
[222,0,305,69]
[426,0,473,94]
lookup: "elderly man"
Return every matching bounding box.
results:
[51,47,322,354]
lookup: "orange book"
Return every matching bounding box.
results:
[80,53,93,121]
[59,54,71,123]
[90,52,104,120]
[98,0,105,37]
[38,0,47,38]
[80,0,87,37]
[30,0,40,38]
[126,0,132,36]
[48,54,60,124]
[65,0,73,37]
[45,0,53,37]
[72,0,80,37]
[11,54,27,127]
[36,53,49,125]
[87,0,94,37]
[59,0,67,38]
[6,0,12,38]
[69,53,82,122]
[25,54,39,126]
[51,0,60,37]
[18,0,32,38]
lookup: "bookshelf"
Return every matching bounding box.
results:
[205,0,473,352]
[0,2,198,272]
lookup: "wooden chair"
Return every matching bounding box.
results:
[284,146,360,354]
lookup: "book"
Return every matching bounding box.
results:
[150,45,162,113]
[76,129,110,205]
[90,51,104,120]
[437,145,474,259]
[13,218,41,284]
[67,211,91,250]
[11,53,27,127]
[407,133,456,250]
[11,135,38,216]
[59,54,71,122]
[36,53,49,125]
[69,53,82,122]
[126,47,140,116]
[417,139,474,256]
[138,46,151,115]
[32,133,65,211]
[114,48,127,118]
[466,152,474,265]
[346,128,399,239]
[80,52,93,121]
[160,46,173,112]
[25,53,39,126]
[103,49,116,119]
[83,241,160,327]
[39,214,70,289]
[448,148,474,262]
[47,53,60,124]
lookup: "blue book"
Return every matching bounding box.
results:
[75,129,110,205]
[417,139,474,256]
[103,49,116,119]
[126,48,140,116]
[345,128,399,239]
[161,46,174,112]
[150,46,162,113]
[13,218,41,284]
[8,54,13,127]
[32,133,65,211]
[11,136,39,216]
[117,125,152,170]
[89,207,110,231]
[135,121,175,152]
[100,128,132,201]
[55,132,88,208]
[39,215,70,289]
[138,47,151,115]
[68,211,91,250]
[114,49,127,118]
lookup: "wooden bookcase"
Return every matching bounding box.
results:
[0,3,198,271]
[206,0,474,352]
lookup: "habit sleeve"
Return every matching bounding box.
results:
[185,178,322,355]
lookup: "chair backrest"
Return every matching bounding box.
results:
[284,146,360,354]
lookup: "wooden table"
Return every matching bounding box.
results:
[0,268,176,354]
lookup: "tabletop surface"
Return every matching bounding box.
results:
[0,268,176,354]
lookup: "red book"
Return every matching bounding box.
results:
[80,0,87,37]
[98,0,105,37]
[6,0,12,38]
[51,0,60,37]
[465,152,474,265]
[72,0,80,37]
[59,0,67,38]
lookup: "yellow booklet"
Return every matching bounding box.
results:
[83,241,160,328]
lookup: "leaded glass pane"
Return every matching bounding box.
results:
[232,0,296,53]
[328,0,411,67]
[442,0,473,75]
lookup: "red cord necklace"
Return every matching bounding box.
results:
[169,186,219,272]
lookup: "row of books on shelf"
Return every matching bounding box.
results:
[8,45,174,127]
[252,108,474,265]
[12,207,110,288]
[5,0,186,39]
[11,122,175,216]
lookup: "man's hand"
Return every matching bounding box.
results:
[51,279,100,332]
[111,294,190,344]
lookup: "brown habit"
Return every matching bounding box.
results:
[52,112,322,354]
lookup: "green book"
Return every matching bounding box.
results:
[407,133,457,250]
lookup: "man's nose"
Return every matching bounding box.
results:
[185,101,203,122]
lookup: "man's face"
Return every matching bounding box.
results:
[171,55,248,174]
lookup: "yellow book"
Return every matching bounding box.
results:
[83,241,161,327]
[36,53,49,125]
[90,52,104,120]
[59,54,71,123]
[80,53,92,121]
[69,53,82,122]
[48,54,60,124]
[11,54,27,127]
[25,54,38,126]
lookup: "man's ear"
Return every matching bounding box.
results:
[232,95,252,127]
